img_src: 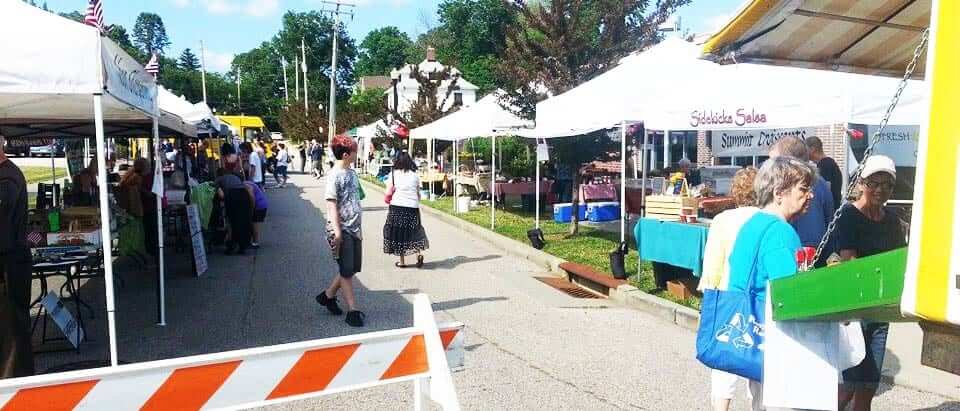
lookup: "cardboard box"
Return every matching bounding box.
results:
[667,278,700,300]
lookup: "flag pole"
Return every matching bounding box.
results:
[294,55,300,101]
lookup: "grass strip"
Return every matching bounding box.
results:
[362,175,701,311]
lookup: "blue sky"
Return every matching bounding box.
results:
[42,0,744,73]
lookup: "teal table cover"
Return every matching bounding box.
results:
[635,218,709,276]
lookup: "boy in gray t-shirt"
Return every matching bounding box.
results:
[316,136,366,327]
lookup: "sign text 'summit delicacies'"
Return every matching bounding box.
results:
[690,108,768,128]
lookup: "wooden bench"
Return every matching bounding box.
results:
[558,262,627,297]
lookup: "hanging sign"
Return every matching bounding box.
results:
[710,127,817,158]
[847,124,920,167]
[40,291,84,348]
[65,139,86,178]
[536,142,550,162]
[186,204,208,277]
[101,40,156,115]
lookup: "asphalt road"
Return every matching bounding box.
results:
[260,173,960,411]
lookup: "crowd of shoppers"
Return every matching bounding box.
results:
[698,134,906,411]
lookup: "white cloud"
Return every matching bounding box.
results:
[204,50,236,73]
[706,13,732,34]
[172,0,191,7]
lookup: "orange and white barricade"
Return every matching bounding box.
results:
[0,294,463,410]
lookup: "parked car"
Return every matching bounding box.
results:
[29,141,63,157]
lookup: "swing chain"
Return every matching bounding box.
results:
[809,28,930,269]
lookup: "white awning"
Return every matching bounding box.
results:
[409,91,532,141]
[0,0,157,121]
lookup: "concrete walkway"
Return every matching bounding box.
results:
[26,171,959,410]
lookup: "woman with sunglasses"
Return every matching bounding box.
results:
[832,155,905,411]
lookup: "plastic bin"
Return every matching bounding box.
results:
[587,202,621,222]
[553,203,587,223]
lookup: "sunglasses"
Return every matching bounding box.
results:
[864,180,895,190]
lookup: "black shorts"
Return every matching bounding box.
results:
[253,208,267,223]
[336,232,362,278]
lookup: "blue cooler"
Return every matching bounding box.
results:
[553,203,587,223]
[586,202,620,222]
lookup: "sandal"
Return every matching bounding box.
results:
[416,255,424,268]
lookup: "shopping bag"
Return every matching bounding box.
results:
[696,287,766,381]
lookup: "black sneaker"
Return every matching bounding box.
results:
[345,311,365,327]
[315,292,343,315]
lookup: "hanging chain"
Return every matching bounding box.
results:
[808,28,930,269]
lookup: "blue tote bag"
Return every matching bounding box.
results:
[695,221,776,382]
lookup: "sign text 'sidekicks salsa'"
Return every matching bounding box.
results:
[690,108,768,128]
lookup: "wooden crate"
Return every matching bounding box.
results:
[645,195,699,221]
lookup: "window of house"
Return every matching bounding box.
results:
[454,92,463,106]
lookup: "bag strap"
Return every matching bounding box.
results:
[743,215,783,296]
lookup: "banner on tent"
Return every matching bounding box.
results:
[101,40,156,115]
[709,127,817,158]
[848,124,920,167]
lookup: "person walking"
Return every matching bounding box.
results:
[243,143,264,189]
[0,134,35,378]
[275,143,290,188]
[698,167,760,411]
[245,178,268,248]
[830,155,904,411]
[769,137,835,250]
[310,140,324,178]
[807,136,844,208]
[298,142,308,174]
[383,152,429,268]
[217,160,254,255]
[315,136,366,327]
[117,159,149,264]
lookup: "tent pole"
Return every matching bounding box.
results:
[453,140,459,212]
[154,115,166,327]
[639,125,649,278]
[535,144,540,230]
[663,130,671,170]
[93,93,119,367]
[490,135,496,230]
[620,121,627,244]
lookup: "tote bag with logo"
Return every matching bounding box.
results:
[695,219,778,382]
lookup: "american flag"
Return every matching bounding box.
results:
[145,53,160,76]
[83,0,104,33]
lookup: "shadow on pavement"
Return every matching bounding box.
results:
[421,255,501,270]
[30,174,419,375]
[916,403,960,411]
[432,297,509,312]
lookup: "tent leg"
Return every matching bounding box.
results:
[620,121,627,244]
[453,141,459,212]
[154,118,166,327]
[490,136,496,230]
[663,129,671,170]
[93,94,119,367]
[535,147,540,230]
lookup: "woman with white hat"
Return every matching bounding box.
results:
[830,154,905,411]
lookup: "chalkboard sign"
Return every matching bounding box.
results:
[186,205,208,276]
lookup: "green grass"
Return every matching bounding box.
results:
[363,174,701,311]
[22,166,67,185]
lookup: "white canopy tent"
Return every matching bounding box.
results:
[408,91,533,229]
[522,37,927,245]
[0,0,163,366]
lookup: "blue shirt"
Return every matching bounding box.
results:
[790,177,834,247]
[727,212,801,301]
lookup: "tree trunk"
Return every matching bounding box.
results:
[568,171,581,237]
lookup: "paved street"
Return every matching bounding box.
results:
[262,173,959,410]
[29,171,960,410]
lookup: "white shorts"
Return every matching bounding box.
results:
[711,369,763,410]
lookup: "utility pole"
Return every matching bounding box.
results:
[302,38,309,115]
[294,55,300,101]
[280,57,290,104]
[200,40,208,103]
[236,68,242,115]
[321,0,354,145]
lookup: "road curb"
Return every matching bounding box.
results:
[360,179,565,273]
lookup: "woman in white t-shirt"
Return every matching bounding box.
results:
[383,151,430,268]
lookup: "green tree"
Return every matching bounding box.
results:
[58,10,83,22]
[178,48,201,71]
[133,12,172,55]
[107,25,145,61]
[355,27,415,76]
[497,0,691,234]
